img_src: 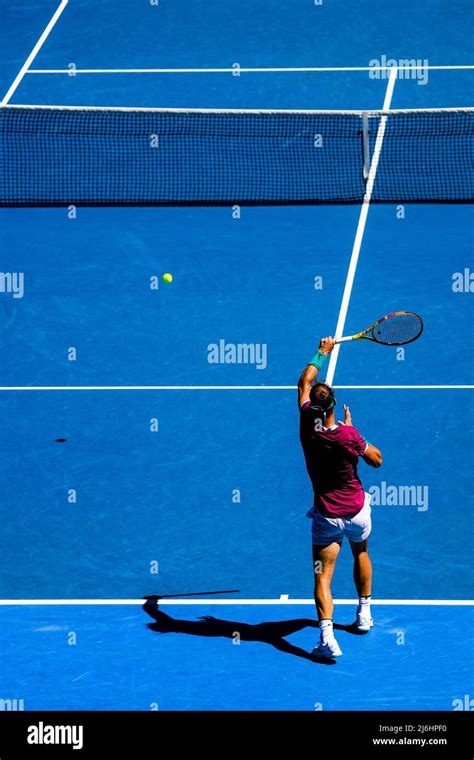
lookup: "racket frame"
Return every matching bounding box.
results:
[335,311,423,346]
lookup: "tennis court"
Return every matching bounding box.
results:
[0,0,473,712]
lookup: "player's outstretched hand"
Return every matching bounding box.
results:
[338,404,353,427]
[318,336,336,355]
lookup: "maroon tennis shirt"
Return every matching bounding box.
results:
[300,399,368,518]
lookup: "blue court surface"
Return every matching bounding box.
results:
[0,0,473,712]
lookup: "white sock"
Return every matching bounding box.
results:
[319,619,334,644]
[357,596,371,616]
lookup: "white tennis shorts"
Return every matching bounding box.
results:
[310,492,372,545]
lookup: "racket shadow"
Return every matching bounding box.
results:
[142,599,336,665]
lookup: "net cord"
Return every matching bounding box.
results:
[1,104,473,115]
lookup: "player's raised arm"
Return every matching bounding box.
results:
[297,337,335,407]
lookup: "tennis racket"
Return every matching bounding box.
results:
[335,311,423,346]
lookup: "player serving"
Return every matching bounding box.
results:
[298,337,383,659]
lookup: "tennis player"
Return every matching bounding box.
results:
[298,337,382,659]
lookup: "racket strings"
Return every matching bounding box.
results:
[372,313,422,345]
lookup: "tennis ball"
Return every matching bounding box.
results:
[162,273,173,284]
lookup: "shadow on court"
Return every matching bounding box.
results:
[143,599,367,664]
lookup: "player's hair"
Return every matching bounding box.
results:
[309,382,336,418]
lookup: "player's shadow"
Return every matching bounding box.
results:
[143,599,363,664]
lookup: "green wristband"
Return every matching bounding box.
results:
[309,350,328,371]
[362,436,372,447]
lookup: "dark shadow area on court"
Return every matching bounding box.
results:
[143,599,366,664]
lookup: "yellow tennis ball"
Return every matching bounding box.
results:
[162,273,173,284]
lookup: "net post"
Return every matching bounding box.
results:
[362,112,370,180]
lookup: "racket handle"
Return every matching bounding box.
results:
[335,336,353,344]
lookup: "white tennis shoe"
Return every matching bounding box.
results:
[355,612,374,632]
[312,639,343,658]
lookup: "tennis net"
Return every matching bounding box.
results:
[0,105,472,206]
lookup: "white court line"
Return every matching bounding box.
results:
[325,67,397,386]
[25,64,474,74]
[0,599,472,606]
[1,0,68,105]
[0,385,471,391]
